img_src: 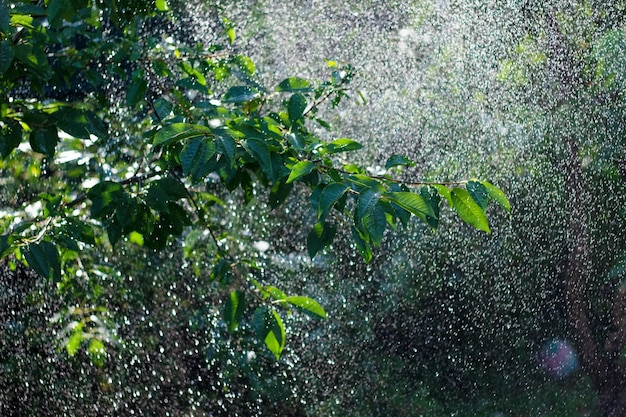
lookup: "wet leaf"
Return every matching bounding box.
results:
[223,86,259,103]
[153,123,210,146]
[288,93,307,123]
[223,290,246,332]
[0,118,22,158]
[451,188,490,232]
[307,221,336,258]
[66,324,83,357]
[0,40,14,75]
[29,127,59,157]
[385,154,416,169]
[181,137,217,182]
[318,182,349,221]
[466,180,489,210]
[481,180,511,212]
[276,77,312,92]
[286,296,327,319]
[326,138,363,154]
[387,191,435,223]
[24,241,61,281]
[286,160,315,184]
[88,339,106,368]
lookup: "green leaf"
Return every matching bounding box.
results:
[244,137,275,180]
[420,186,441,229]
[264,310,286,360]
[48,0,72,28]
[181,137,217,182]
[155,0,169,11]
[252,307,286,360]
[10,14,34,30]
[145,177,187,212]
[386,192,435,224]
[288,93,307,124]
[466,180,489,210]
[223,290,246,332]
[88,338,106,368]
[0,40,14,75]
[0,3,9,33]
[286,296,327,319]
[286,160,315,184]
[481,180,511,212]
[29,127,59,157]
[223,17,236,44]
[23,241,61,281]
[153,123,210,146]
[451,188,490,233]
[66,323,83,357]
[276,77,312,92]
[351,226,372,262]
[152,98,174,120]
[431,184,452,206]
[234,55,256,75]
[0,118,22,158]
[263,286,287,301]
[223,86,259,103]
[62,218,96,245]
[356,188,381,224]
[87,181,124,218]
[318,182,349,222]
[0,234,13,258]
[269,180,293,209]
[361,201,386,245]
[326,138,363,154]
[54,108,91,139]
[385,154,416,169]
[126,72,148,107]
[307,221,337,258]
[213,128,236,164]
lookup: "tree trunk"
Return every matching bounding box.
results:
[562,138,626,417]
[544,10,626,416]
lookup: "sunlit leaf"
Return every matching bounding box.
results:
[387,191,435,222]
[66,324,83,357]
[155,0,169,11]
[481,180,511,212]
[276,77,312,92]
[286,296,327,319]
[88,338,106,368]
[252,307,286,360]
[223,290,246,332]
[326,138,363,154]
[286,160,315,184]
[153,123,210,146]
[451,188,490,232]
[264,310,286,360]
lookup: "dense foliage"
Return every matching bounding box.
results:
[0,0,507,380]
